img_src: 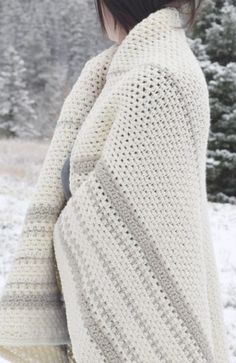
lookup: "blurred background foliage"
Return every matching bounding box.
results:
[0,0,235,203]
[188,0,236,204]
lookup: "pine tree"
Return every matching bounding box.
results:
[0,0,111,138]
[188,0,236,203]
[0,46,38,138]
[37,62,68,139]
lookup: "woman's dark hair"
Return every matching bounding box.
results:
[94,0,204,35]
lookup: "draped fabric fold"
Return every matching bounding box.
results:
[0,43,118,362]
[54,62,230,363]
[0,6,230,363]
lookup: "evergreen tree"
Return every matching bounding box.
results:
[37,62,68,139]
[189,0,236,203]
[0,0,111,138]
[0,46,38,138]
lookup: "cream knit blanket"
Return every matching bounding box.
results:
[0,6,230,363]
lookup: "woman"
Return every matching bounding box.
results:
[0,1,230,362]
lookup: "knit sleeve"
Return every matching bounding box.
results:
[0,44,118,362]
[56,66,229,362]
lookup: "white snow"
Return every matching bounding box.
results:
[0,138,235,362]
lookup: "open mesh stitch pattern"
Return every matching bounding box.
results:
[54,246,77,363]
[0,41,118,362]
[0,6,230,363]
[53,59,229,362]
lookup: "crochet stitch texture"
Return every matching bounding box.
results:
[0,6,230,363]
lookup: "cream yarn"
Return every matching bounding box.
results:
[0,6,230,363]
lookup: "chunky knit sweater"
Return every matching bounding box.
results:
[0,6,230,363]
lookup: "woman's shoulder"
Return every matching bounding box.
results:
[107,62,203,96]
[83,43,119,72]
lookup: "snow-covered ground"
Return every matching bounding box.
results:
[0,138,235,362]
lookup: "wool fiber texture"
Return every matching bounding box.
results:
[0,6,230,363]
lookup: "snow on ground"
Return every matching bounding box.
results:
[0,138,235,362]
[209,203,236,361]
